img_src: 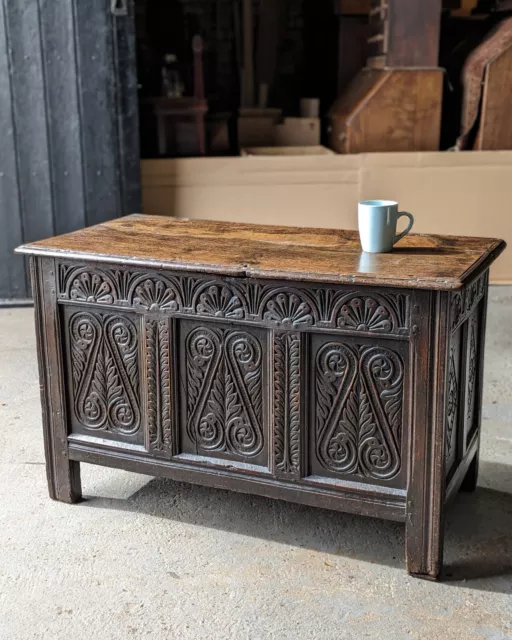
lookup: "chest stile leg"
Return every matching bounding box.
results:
[405,289,449,579]
[31,256,82,503]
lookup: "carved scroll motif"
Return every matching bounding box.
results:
[186,327,264,458]
[69,311,140,434]
[315,343,404,480]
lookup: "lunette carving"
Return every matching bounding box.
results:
[273,332,302,477]
[315,343,403,480]
[262,291,314,327]
[333,293,408,333]
[69,311,140,435]
[194,283,244,319]
[58,263,410,336]
[186,327,264,458]
[132,276,180,312]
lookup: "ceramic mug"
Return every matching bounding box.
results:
[358,200,414,253]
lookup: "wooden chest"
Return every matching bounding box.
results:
[17,215,505,579]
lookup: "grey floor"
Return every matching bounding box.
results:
[1,290,511,640]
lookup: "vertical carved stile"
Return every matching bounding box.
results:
[143,317,173,454]
[272,331,303,478]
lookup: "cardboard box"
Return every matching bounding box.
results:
[141,151,512,283]
[241,145,334,156]
[275,117,321,146]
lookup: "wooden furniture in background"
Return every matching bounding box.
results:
[148,96,208,156]
[475,38,512,148]
[458,17,512,150]
[146,35,207,156]
[328,0,444,153]
[240,145,334,156]
[367,0,442,67]
[328,67,443,153]
[476,0,512,11]
[333,1,369,95]
[17,215,505,579]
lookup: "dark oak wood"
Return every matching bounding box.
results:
[386,0,442,68]
[16,214,505,290]
[367,0,442,68]
[405,289,448,579]
[31,256,82,503]
[18,217,505,579]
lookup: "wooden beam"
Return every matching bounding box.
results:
[387,0,442,67]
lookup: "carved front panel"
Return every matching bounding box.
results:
[179,321,268,467]
[310,334,408,487]
[62,307,142,444]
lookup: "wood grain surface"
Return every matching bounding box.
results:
[16,214,505,290]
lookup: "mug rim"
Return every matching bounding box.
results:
[359,199,398,207]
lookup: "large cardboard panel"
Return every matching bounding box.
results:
[141,155,360,227]
[141,151,511,282]
[359,152,512,282]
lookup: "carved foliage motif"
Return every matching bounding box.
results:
[273,333,302,476]
[69,311,140,434]
[58,264,410,335]
[68,270,115,304]
[446,346,458,459]
[315,343,404,480]
[186,327,264,458]
[451,273,486,332]
[196,284,244,319]
[466,317,477,423]
[145,319,172,452]
[263,292,313,327]
[133,278,179,312]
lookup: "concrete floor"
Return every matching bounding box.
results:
[0,290,511,640]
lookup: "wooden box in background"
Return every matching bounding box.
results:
[327,67,444,153]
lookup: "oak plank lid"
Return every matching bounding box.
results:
[16,214,506,290]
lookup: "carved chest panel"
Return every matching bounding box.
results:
[54,260,414,492]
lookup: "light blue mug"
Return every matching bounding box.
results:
[358,200,414,253]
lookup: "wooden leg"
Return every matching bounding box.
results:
[460,449,479,493]
[31,256,83,504]
[405,290,448,580]
[405,479,445,580]
[46,454,82,503]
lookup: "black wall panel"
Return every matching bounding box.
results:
[0,0,141,300]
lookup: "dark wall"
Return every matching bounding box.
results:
[0,0,141,300]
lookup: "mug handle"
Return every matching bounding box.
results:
[394,212,414,245]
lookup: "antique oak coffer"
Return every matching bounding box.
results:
[17,215,506,580]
